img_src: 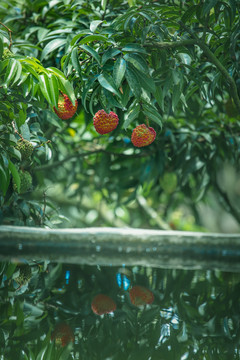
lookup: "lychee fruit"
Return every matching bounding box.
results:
[93,109,119,134]
[131,124,156,147]
[14,264,32,286]
[53,93,78,120]
[51,323,74,347]
[1,48,13,60]
[129,285,154,307]
[91,294,117,315]
[16,139,34,160]
[13,170,32,194]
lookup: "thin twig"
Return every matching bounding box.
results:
[0,22,13,49]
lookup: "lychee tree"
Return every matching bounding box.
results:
[0,0,240,229]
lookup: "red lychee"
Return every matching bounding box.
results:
[131,124,156,147]
[53,93,78,120]
[93,109,119,134]
[129,285,154,307]
[51,322,74,347]
[91,294,116,315]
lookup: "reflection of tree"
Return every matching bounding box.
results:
[1,261,240,359]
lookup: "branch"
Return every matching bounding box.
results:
[0,22,13,49]
[214,179,240,224]
[34,148,155,172]
[145,37,240,114]
[1,226,240,272]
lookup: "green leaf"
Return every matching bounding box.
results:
[41,38,66,61]
[79,34,110,45]
[57,77,76,105]
[38,74,52,105]
[8,160,20,193]
[154,86,164,111]
[82,76,98,111]
[80,44,101,65]
[124,103,140,129]
[102,48,121,65]
[101,0,107,10]
[113,57,126,88]
[90,20,103,33]
[172,84,181,111]
[0,36,3,59]
[142,102,162,127]
[123,53,149,73]
[0,164,10,196]
[48,73,59,108]
[202,0,218,16]
[127,62,156,94]
[71,47,82,76]
[98,73,121,97]
[17,108,27,128]
[125,65,141,100]
[122,43,147,54]
[4,58,18,86]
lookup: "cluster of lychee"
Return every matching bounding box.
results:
[13,139,33,194]
[54,94,156,148]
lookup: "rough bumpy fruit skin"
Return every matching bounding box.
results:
[13,170,32,194]
[93,109,119,134]
[51,323,74,347]
[53,93,78,120]
[131,124,156,147]
[16,139,34,159]
[2,48,13,60]
[15,265,32,286]
[91,294,117,315]
[129,285,154,307]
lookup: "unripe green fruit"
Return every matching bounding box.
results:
[16,139,34,159]
[1,48,13,60]
[15,265,32,286]
[13,170,32,194]
[160,172,178,194]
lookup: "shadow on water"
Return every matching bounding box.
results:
[1,260,240,359]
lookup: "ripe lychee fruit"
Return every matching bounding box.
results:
[93,109,119,134]
[53,93,78,120]
[16,139,34,160]
[131,124,156,147]
[51,323,74,347]
[129,285,154,307]
[91,294,116,315]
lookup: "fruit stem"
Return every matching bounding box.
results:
[0,22,13,49]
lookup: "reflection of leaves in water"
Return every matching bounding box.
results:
[0,262,240,358]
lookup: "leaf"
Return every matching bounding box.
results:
[113,57,126,88]
[41,38,66,61]
[124,103,140,129]
[71,47,81,76]
[172,84,181,111]
[81,76,98,111]
[125,65,141,100]
[0,164,10,196]
[8,160,20,193]
[142,103,162,127]
[202,0,218,16]
[0,36,3,59]
[57,77,76,105]
[102,48,121,65]
[4,58,18,86]
[123,53,149,73]
[90,20,103,33]
[122,43,147,54]
[38,74,52,105]
[127,62,156,94]
[79,34,110,45]
[80,44,101,65]
[98,73,121,97]
[48,73,59,108]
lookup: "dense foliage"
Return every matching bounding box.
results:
[0,0,239,230]
[1,260,240,359]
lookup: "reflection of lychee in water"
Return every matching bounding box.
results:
[51,323,74,347]
[91,294,117,315]
[129,285,154,307]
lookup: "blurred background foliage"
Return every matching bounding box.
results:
[1,260,240,359]
[0,0,239,232]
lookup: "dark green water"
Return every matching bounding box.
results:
[1,260,240,360]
